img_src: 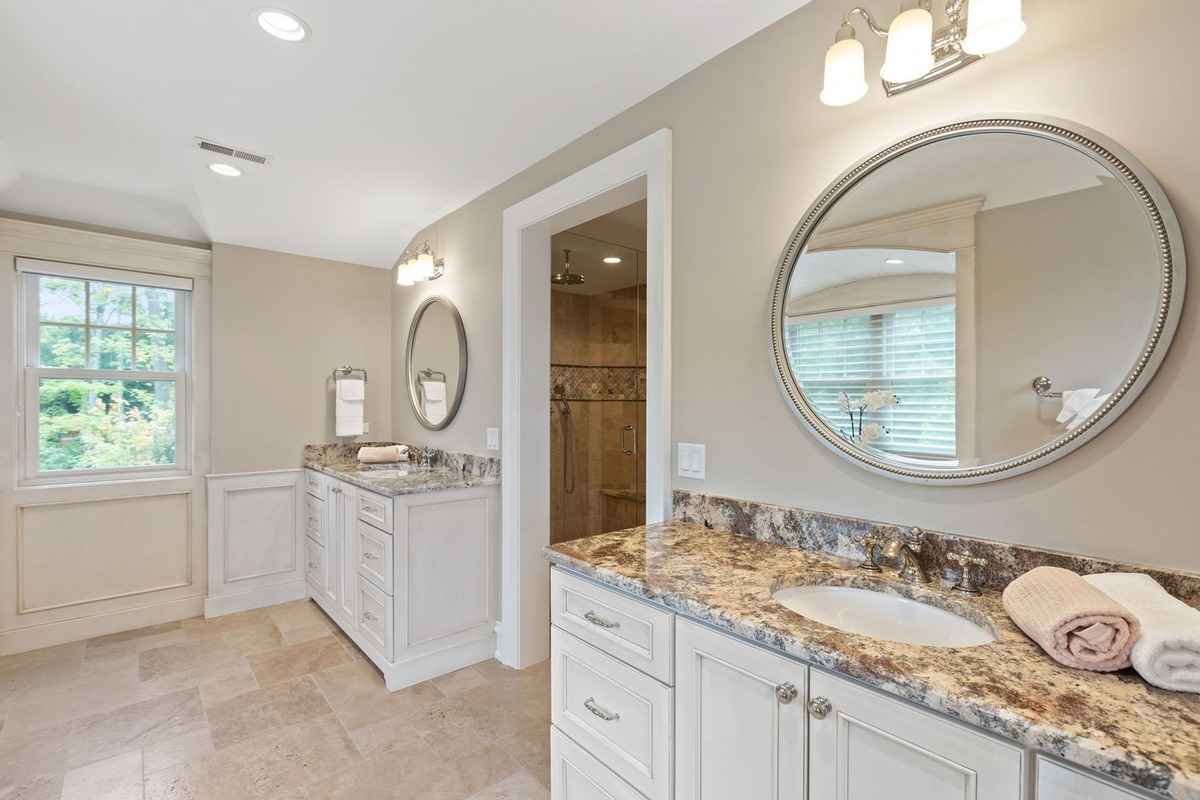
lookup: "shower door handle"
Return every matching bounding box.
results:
[620,425,637,456]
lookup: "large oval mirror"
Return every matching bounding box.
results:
[771,117,1185,484]
[406,296,468,430]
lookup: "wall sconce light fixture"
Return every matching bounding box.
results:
[820,0,1025,107]
[395,241,446,286]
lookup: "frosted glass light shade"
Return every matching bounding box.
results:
[414,252,436,281]
[961,0,1025,54]
[881,8,935,83]
[820,38,869,107]
[396,265,415,286]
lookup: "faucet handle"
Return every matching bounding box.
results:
[903,527,926,552]
[947,550,988,595]
[858,529,886,573]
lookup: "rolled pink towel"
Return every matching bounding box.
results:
[357,445,409,464]
[1002,566,1141,672]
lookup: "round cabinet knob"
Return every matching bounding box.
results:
[775,682,798,704]
[809,696,832,719]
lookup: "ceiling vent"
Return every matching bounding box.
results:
[195,138,270,166]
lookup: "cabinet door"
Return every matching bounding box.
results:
[675,618,807,800]
[337,484,358,623]
[551,725,646,800]
[809,670,1024,800]
[315,484,339,607]
[1036,757,1149,800]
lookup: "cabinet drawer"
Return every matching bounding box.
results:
[552,568,674,684]
[1037,757,1150,800]
[356,576,394,661]
[357,489,393,533]
[304,494,325,544]
[356,520,394,594]
[551,627,672,800]
[305,538,327,592]
[304,469,327,500]
[551,725,648,800]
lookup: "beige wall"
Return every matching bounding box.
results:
[395,0,1200,572]
[212,243,392,474]
[975,183,1157,458]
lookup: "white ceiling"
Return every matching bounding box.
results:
[0,1,808,267]
[790,247,955,298]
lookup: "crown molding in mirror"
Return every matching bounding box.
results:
[770,116,1186,485]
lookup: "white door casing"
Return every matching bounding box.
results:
[500,128,672,668]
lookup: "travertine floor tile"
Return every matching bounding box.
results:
[199,671,260,708]
[0,719,71,800]
[1,663,144,737]
[67,687,206,768]
[61,748,143,800]
[465,769,551,800]
[142,727,216,774]
[312,659,443,731]
[207,675,332,750]
[139,641,244,682]
[267,600,331,633]
[432,665,489,697]
[248,636,350,687]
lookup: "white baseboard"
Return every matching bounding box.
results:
[382,635,497,692]
[204,580,307,618]
[0,595,205,656]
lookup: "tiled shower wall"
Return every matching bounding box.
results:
[550,285,647,543]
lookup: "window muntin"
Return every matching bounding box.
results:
[23,269,189,482]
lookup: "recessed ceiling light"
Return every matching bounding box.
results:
[257,8,309,42]
[209,162,242,177]
[885,257,905,265]
[603,256,622,264]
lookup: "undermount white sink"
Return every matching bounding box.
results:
[772,584,996,648]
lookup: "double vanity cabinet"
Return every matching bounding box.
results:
[302,467,499,690]
[549,567,1158,800]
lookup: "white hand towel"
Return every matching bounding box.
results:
[1066,392,1111,431]
[335,377,365,437]
[337,377,365,401]
[1056,388,1099,425]
[1083,572,1200,693]
[422,380,446,402]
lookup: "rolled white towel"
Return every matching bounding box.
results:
[1083,572,1200,693]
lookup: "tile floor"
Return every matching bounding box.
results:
[0,599,551,800]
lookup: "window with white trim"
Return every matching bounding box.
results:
[784,300,956,460]
[19,258,191,482]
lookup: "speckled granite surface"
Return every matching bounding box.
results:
[546,522,1200,800]
[302,442,500,497]
[675,491,1200,604]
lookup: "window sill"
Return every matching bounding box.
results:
[18,469,193,490]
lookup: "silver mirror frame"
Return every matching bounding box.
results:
[406,295,468,431]
[770,116,1186,485]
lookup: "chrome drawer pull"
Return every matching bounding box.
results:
[809,696,832,719]
[362,610,379,623]
[775,682,798,704]
[307,561,319,570]
[583,611,620,630]
[363,551,380,560]
[584,697,620,722]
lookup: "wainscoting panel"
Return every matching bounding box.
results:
[17,492,192,614]
[206,470,306,617]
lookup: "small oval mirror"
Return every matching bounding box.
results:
[406,296,468,430]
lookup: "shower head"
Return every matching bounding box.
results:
[552,248,585,286]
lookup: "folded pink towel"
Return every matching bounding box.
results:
[356,445,409,464]
[1002,566,1141,672]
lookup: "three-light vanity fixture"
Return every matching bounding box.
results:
[820,0,1025,106]
[395,241,446,286]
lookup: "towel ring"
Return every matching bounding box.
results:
[1031,376,1063,400]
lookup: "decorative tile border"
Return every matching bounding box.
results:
[551,364,645,401]
[302,442,500,481]
[673,490,1200,604]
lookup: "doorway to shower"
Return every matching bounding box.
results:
[549,202,648,544]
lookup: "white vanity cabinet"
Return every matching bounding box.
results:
[807,668,1025,800]
[550,567,1165,800]
[674,618,808,800]
[304,468,499,691]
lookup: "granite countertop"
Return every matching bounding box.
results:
[545,522,1200,800]
[306,461,499,497]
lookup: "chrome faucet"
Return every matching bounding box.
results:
[882,529,929,584]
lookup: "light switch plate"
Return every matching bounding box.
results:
[486,427,500,451]
[677,442,706,479]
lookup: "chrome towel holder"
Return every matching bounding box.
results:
[1031,376,1062,399]
[332,365,368,384]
